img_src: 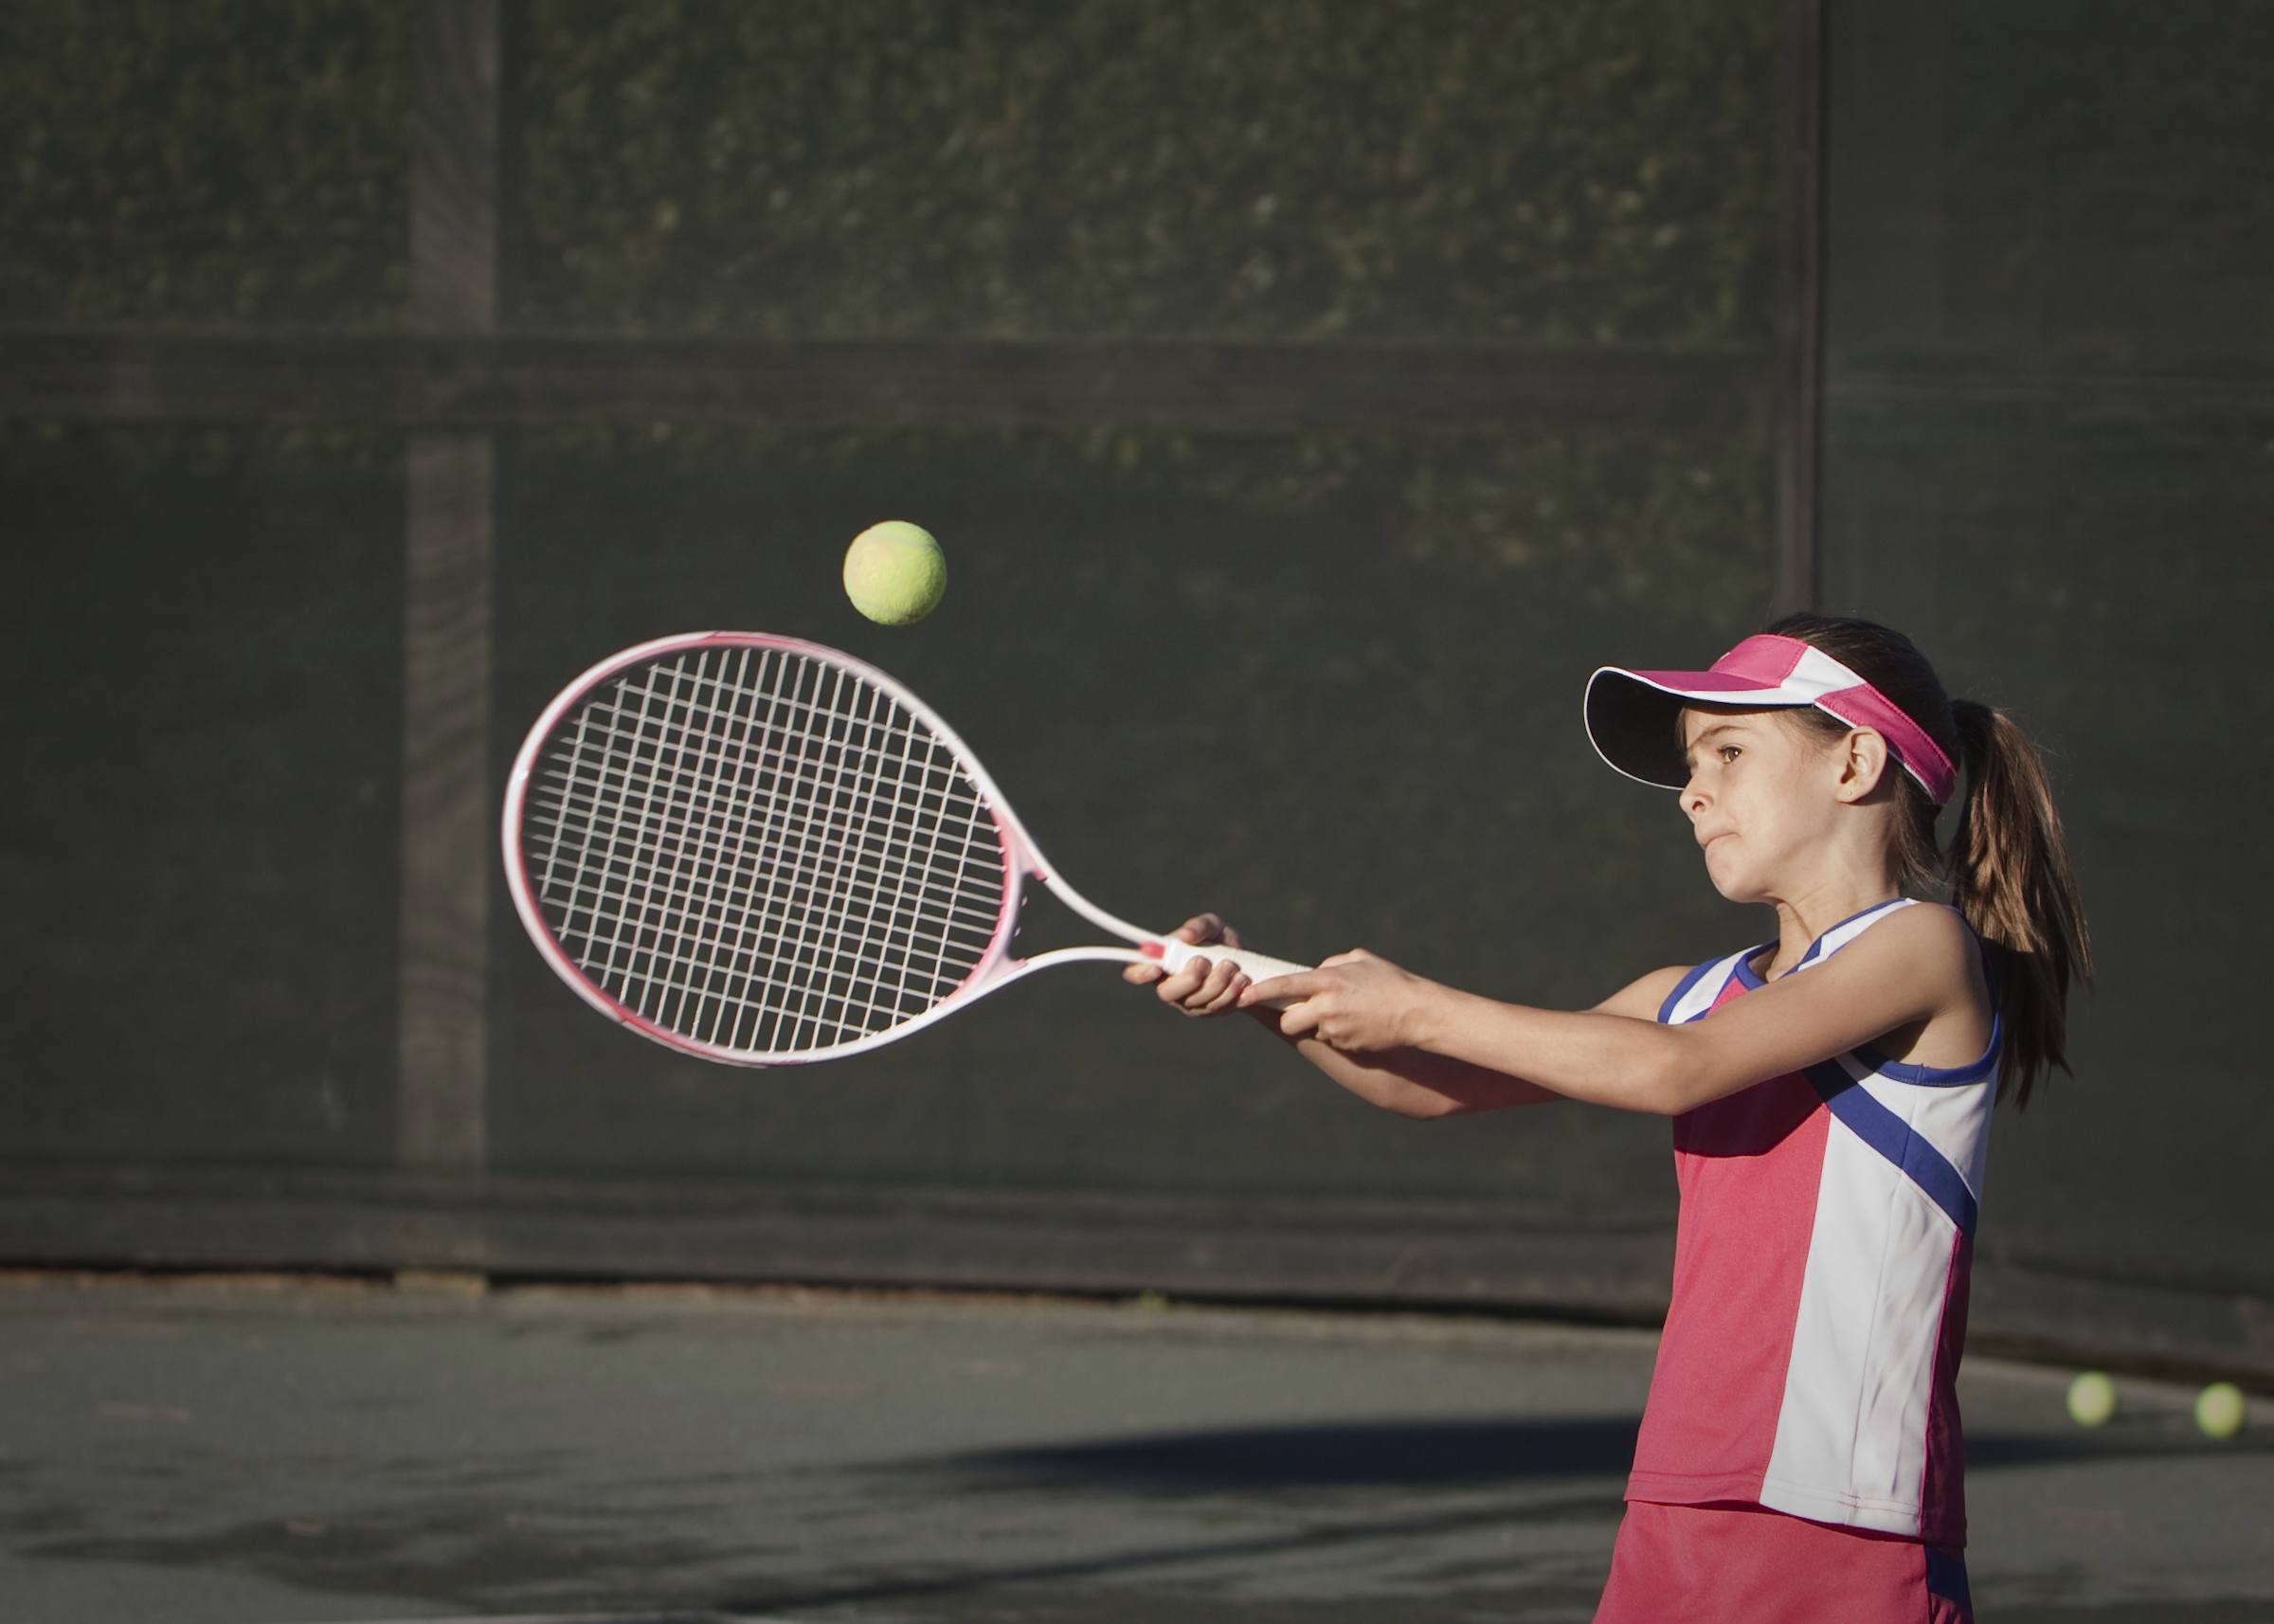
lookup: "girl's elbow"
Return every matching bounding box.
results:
[1409,1075,1548,1117]
[1399,1090,1468,1120]
[1643,1044,1763,1115]
[1344,1076,1462,1119]
[1639,1046,1705,1115]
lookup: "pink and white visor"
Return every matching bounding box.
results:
[1584,633,1958,804]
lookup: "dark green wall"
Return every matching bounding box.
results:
[3,0,2265,1376]
[1819,2,2274,1334]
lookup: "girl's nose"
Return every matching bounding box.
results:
[1680,780,1708,818]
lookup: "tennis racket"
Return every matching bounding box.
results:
[502,631,1309,1066]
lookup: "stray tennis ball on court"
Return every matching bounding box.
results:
[2066,1370,2117,1428]
[843,520,946,625]
[2194,1381,2247,1439]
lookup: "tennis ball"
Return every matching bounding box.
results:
[2195,1381,2247,1440]
[2066,1370,2117,1428]
[843,520,946,625]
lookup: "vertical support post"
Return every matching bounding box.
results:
[398,0,499,1177]
[1772,0,1827,616]
[1813,1,1950,628]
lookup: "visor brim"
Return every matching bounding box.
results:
[1582,667,1811,791]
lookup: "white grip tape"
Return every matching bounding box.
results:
[1152,939,1312,1009]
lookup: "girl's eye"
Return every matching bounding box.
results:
[1719,745,1742,763]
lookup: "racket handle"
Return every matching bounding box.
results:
[1147,938,1313,1007]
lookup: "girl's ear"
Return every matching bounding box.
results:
[1833,728,1891,803]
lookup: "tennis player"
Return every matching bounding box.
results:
[1128,612,2090,1624]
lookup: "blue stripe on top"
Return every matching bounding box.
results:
[1853,1006,2003,1086]
[1733,896,1912,990]
[1806,1059,1980,1235]
[1656,957,1723,1024]
[1792,895,1909,967]
[1663,900,1998,1233]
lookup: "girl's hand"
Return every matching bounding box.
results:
[1238,948,1430,1052]
[1123,912,1252,1018]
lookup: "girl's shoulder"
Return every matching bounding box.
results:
[1848,898,1978,967]
[1837,892,2001,1019]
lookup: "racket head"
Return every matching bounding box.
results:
[501,632,1034,1065]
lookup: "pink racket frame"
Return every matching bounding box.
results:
[501,630,1303,1066]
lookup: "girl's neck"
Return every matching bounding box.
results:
[1757,876,1904,981]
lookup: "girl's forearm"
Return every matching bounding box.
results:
[1244,1006,1557,1116]
[1403,984,1686,1114]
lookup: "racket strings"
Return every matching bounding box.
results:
[529,736,1002,938]
[531,723,1000,925]
[547,652,992,1049]
[521,644,1008,1053]
[609,654,985,1048]
[526,787,1001,947]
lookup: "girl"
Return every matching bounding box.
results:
[1127,612,2090,1624]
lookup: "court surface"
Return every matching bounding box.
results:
[2,1271,2267,1624]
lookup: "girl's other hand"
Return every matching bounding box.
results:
[1239,948,1429,1052]
[1123,911,1252,1017]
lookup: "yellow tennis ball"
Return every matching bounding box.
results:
[2066,1371,2116,1428]
[2195,1381,2246,1439]
[843,520,946,625]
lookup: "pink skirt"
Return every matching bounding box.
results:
[1595,1501,1972,1624]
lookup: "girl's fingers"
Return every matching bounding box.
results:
[1135,936,1253,1017]
[1200,973,1251,1015]
[1189,962,1236,1014]
[1175,912,1221,942]
[1159,956,1245,1017]
[1183,958,1236,1015]
[1239,971,1317,1007]
[1155,967,1205,1004]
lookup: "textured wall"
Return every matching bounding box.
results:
[9,0,2258,1374]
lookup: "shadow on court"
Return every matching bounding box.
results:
[0,1272,2267,1624]
[895,1414,2270,1493]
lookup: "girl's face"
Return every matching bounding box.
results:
[1677,709,1840,903]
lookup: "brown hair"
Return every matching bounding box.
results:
[1765,613,2092,1108]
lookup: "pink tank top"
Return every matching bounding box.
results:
[1625,898,2000,1547]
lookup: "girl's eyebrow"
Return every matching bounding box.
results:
[1682,721,1744,764]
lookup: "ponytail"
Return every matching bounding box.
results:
[1763,613,2092,1107]
[1946,699,2093,1108]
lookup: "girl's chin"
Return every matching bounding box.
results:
[1702,857,1761,904]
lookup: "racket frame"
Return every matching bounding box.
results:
[502,630,1301,1066]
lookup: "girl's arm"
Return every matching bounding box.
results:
[1243,904,1982,1117]
[1128,914,1688,1119]
[1245,1017,1547,1118]
[1241,959,1687,1118]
